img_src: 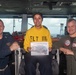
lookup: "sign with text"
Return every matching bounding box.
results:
[31,42,49,56]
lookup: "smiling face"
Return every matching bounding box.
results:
[33,14,43,28]
[67,20,76,36]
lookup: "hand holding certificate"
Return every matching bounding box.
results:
[31,42,49,56]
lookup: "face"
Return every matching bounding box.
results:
[0,21,4,35]
[67,20,76,35]
[33,14,43,28]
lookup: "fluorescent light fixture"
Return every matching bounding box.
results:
[5,9,16,12]
[71,2,76,5]
[52,8,61,10]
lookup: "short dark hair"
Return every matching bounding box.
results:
[32,12,43,20]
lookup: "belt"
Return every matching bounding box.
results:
[0,65,8,72]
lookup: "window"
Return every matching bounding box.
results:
[0,18,22,34]
[28,18,67,37]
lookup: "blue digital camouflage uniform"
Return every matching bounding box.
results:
[0,32,14,75]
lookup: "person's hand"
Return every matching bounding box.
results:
[65,49,74,55]
[27,47,31,52]
[10,42,20,51]
[60,48,66,53]
[60,48,74,55]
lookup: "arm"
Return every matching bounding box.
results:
[0,46,11,58]
[59,38,74,55]
[23,31,30,52]
[72,50,76,60]
[47,30,52,52]
[60,47,74,55]
[0,35,20,58]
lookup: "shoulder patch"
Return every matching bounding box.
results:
[65,40,70,46]
[72,43,76,47]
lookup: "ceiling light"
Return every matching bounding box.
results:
[71,2,76,5]
[5,9,16,12]
[52,8,61,10]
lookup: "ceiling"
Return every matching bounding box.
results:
[0,0,76,15]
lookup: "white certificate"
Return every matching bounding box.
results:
[31,42,49,56]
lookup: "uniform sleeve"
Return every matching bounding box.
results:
[72,50,76,60]
[47,30,52,48]
[0,47,11,58]
[56,37,64,49]
[23,31,30,52]
[0,34,14,58]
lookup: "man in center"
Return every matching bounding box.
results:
[23,12,52,75]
